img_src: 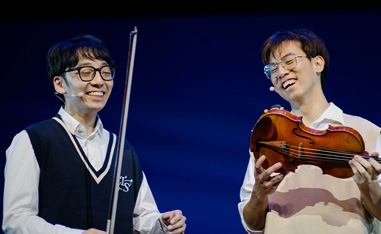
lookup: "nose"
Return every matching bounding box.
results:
[89,71,104,86]
[277,64,290,79]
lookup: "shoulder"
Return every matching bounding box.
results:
[343,113,381,152]
[343,113,380,132]
[25,118,60,133]
[7,130,32,155]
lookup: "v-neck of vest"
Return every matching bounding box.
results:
[52,116,116,184]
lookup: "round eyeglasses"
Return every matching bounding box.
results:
[264,53,306,79]
[63,65,117,82]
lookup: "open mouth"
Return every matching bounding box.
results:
[86,91,105,97]
[282,79,296,89]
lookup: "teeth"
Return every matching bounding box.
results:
[87,91,104,97]
[282,80,296,89]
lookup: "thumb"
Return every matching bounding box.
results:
[161,211,173,224]
[371,152,379,158]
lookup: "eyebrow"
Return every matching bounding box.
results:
[280,53,295,59]
[271,52,295,63]
[76,61,109,67]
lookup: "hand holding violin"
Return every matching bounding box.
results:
[349,152,381,184]
[348,152,381,220]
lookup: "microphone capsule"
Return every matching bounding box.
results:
[269,86,275,92]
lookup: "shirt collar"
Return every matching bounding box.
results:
[58,106,104,139]
[310,102,345,129]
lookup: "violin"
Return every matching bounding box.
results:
[250,105,380,178]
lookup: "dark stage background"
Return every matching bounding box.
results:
[1,9,381,233]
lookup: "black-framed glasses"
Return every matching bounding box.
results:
[264,53,306,79]
[63,65,117,82]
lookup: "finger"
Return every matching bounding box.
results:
[255,155,267,173]
[168,216,186,233]
[354,155,375,175]
[349,159,360,176]
[266,172,284,185]
[369,151,381,171]
[170,223,186,234]
[161,211,174,225]
[162,212,170,220]
[349,160,365,184]
[353,155,371,166]
[371,152,379,158]
[350,158,371,182]
[368,158,381,180]
[267,161,283,174]
[258,161,282,182]
[169,210,182,225]
[369,158,381,173]
[171,225,186,234]
[255,155,282,172]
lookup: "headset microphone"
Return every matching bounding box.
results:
[269,86,275,92]
[65,92,84,98]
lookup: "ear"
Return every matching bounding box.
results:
[313,55,325,74]
[53,76,66,94]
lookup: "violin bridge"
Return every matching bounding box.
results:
[296,143,303,159]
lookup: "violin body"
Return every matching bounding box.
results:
[250,107,367,178]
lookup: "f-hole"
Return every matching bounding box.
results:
[292,128,314,144]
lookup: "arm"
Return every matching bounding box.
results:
[2,131,101,234]
[133,173,186,234]
[349,153,381,220]
[242,156,284,230]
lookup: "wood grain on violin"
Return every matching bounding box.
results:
[250,106,380,178]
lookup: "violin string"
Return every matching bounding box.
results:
[287,144,354,159]
[286,147,351,162]
[274,143,378,162]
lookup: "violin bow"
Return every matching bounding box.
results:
[106,26,138,234]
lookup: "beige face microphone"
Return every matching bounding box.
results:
[54,92,84,103]
[269,86,275,92]
[65,92,84,98]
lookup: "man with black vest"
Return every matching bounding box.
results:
[3,35,186,234]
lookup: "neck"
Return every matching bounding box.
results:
[290,93,329,127]
[64,106,98,136]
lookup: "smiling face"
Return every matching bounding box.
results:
[269,40,325,105]
[53,58,114,118]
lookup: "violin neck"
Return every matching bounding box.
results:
[308,148,381,164]
[259,141,381,164]
[360,153,381,163]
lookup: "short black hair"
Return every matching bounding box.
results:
[47,35,114,82]
[262,29,329,87]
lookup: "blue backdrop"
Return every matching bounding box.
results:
[2,10,381,233]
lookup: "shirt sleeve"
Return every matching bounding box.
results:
[2,130,84,234]
[133,172,169,234]
[237,153,264,234]
[371,132,381,184]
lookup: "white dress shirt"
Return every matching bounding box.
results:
[3,107,168,234]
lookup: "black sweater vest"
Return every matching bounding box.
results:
[25,116,143,233]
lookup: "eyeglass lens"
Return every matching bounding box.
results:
[79,66,116,81]
[264,55,298,79]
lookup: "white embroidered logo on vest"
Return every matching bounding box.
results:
[119,176,133,192]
